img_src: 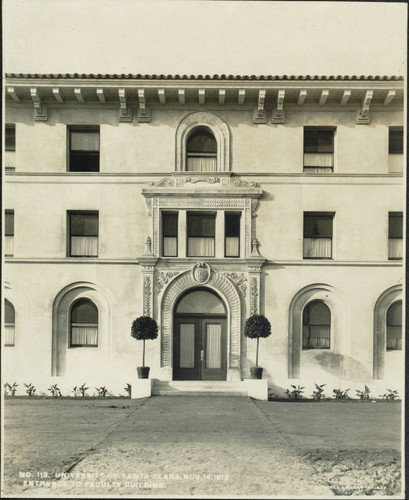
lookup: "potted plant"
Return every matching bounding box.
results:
[131,316,158,379]
[244,314,271,379]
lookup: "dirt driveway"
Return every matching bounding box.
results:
[3,396,402,497]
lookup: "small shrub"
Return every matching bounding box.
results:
[48,384,62,397]
[24,383,36,397]
[4,382,18,396]
[78,383,89,397]
[380,389,400,400]
[124,383,132,397]
[95,386,108,397]
[311,383,326,400]
[333,388,350,400]
[286,385,304,400]
[356,385,371,400]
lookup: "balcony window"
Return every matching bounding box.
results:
[304,127,335,173]
[69,126,100,172]
[5,124,16,171]
[225,212,241,257]
[303,213,333,259]
[5,210,14,257]
[4,299,15,346]
[70,298,98,347]
[303,301,331,349]
[388,212,403,260]
[186,128,217,172]
[388,127,403,173]
[68,212,98,257]
[386,301,402,350]
[187,213,215,257]
[162,212,178,257]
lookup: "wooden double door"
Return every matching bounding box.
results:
[173,315,227,381]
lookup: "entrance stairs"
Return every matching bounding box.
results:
[152,380,248,397]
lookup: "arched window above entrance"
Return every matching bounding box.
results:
[176,290,225,314]
[186,127,217,172]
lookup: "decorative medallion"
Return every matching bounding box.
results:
[192,262,211,284]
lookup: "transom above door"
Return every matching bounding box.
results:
[173,289,227,381]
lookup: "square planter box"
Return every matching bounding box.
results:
[245,379,268,401]
[131,378,152,399]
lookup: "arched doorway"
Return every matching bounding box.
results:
[173,287,227,381]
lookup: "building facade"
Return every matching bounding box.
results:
[3,73,404,396]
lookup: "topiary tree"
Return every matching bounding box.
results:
[131,316,158,368]
[244,314,271,368]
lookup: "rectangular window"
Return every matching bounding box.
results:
[5,210,14,257]
[388,212,403,260]
[303,212,333,259]
[187,213,215,257]
[225,212,241,257]
[388,127,403,173]
[304,127,335,173]
[162,212,178,257]
[68,211,99,257]
[69,126,100,172]
[5,124,16,171]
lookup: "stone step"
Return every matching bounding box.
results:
[152,380,248,396]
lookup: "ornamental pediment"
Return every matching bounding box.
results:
[142,174,262,198]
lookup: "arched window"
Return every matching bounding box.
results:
[302,300,331,349]
[4,299,15,346]
[186,127,217,172]
[70,298,98,347]
[386,301,402,350]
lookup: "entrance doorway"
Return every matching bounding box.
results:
[173,288,227,381]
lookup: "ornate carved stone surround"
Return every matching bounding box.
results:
[139,173,266,374]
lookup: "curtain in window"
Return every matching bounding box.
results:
[389,155,403,173]
[303,238,332,258]
[302,326,330,348]
[386,302,402,350]
[303,153,334,167]
[303,167,333,174]
[206,324,221,368]
[187,157,217,172]
[71,236,98,256]
[180,324,195,368]
[389,239,403,259]
[163,237,177,257]
[5,152,16,169]
[5,236,14,256]
[71,132,100,151]
[226,237,239,257]
[71,325,98,346]
[4,325,15,346]
[188,237,215,257]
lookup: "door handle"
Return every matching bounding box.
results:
[200,349,204,362]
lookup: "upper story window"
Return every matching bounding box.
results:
[4,299,15,346]
[386,301,402,350]
[388,127,403,173]
[186,127,217,172]
[68,211,99,257]
[5,124,16,171]
[302,300,331,349]
[304,127,335,173]
[388,212,403,260]
[69,126,100,172]
[162,212,178,257]
[225,212,241,257]
[303,212,333,259]
[5,210,14,257]
[70,298,98,347]
[187,213,215,257]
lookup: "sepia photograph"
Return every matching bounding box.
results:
[2,0,406,498]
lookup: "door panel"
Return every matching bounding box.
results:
[173,316,227,381]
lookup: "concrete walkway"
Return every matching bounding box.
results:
[30,396,333,497]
